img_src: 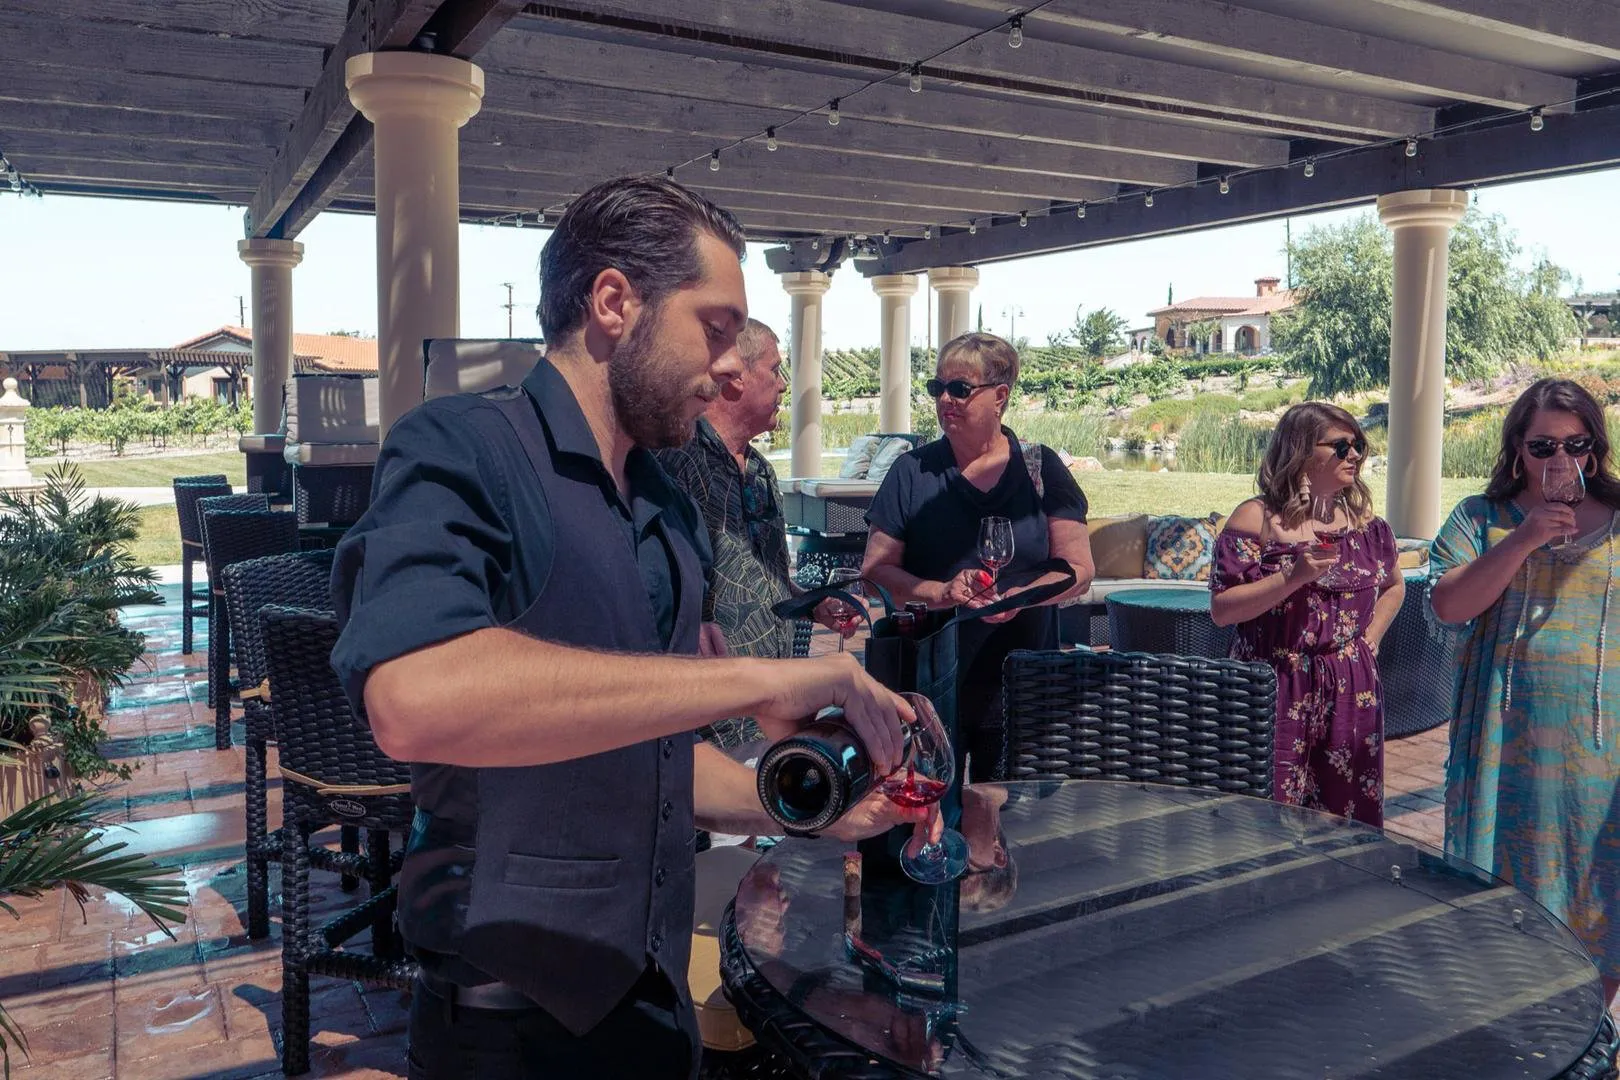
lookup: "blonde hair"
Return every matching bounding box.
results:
[1256,402,1374,529]
[937,332,1019,415]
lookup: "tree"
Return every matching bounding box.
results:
[1066,306,1129,360]
[1185,318,1223,353]
[1273,208,1580,396]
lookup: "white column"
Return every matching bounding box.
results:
[872,274,919,433]
[237,238,304,435]
[928,266,979,351]
[783,270,832,479]
[1377,188,1469,540]
[347,51,485,438]
[0,378,39,493]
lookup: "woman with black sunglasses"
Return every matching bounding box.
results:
[862,332,1095,779]
[1430,378,1620,1004]
[1210,402,1404,827]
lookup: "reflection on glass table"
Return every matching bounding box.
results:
[723,780,1612,1080]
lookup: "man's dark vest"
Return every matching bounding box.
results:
[396,386,702,1037]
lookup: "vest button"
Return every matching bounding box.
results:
[662,739,674,759]
[651,932,664,952]
[661,800,673,821]
[655,867,667,886]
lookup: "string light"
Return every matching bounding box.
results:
[1143,191,1155,208]
[882,230,891,242]
[1008,15,1024,48]
[665,166,675,179]
[1218,176,1230,195]
[1303,157,1316,178]
[923,225,933,239]
[1530,108,1544,132]
[1405,138,1419,157]
[909,63,923,93]
[710,150,721,171]
[827,99,840,126]
[766,127,778,151]
[1018,211,1028,227]
[968,220,978,235]
[1076,202,1086,219]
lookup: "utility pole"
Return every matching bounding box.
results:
[235,295,247,327]
[500,282,516,337]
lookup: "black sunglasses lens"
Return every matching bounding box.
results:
[1567,437,1594,455]
[1526,440,1555,458]
[926,379,945,398]
[929,379,974,399]
[1329,439,1364,459]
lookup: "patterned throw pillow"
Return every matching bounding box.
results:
[1143,514,1221,580]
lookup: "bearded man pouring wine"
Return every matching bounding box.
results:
[330,177,923,1080]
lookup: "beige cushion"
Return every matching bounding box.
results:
[866,436,912,484]
[284,374,379,444]
[1088,514,1151,579]
[1397,538,1430,569]
[688,846,763,1052]
[838,435,882,479]
[424,338,543,400]
[283,441,379,467]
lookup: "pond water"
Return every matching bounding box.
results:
[1105,449,1178,472]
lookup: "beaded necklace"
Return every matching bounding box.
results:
[1501,507,1616,748]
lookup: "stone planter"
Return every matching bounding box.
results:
[0,717,69,819]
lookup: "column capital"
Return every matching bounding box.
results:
[780,269,832,296]
[1376,189,1469,231]
[870,273,920,299]
[928,266,979,293]
[346,51,485,127]
[237,237,304,269]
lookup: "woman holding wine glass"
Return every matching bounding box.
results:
[1429,378,1620,1004]
[862,332,1094,780]
[1209,402,1404,826]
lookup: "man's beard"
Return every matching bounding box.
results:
[609,303,716,449]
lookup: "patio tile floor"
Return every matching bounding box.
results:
[2,582,1452,1078]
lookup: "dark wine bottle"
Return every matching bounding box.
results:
[904,601,932,635]
[757,709,908,836]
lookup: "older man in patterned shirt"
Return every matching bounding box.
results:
[657,318,852,749]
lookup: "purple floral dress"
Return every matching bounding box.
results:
[1210,517,1398,826]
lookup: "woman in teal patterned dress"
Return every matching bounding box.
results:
[1431,379,1620,1002]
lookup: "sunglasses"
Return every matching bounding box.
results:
[926,378,1002,401]
[1524,435,1594,459]
[1317,437,1367,460]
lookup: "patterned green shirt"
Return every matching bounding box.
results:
[657,419,794,746]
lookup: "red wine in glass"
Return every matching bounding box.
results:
[887,693,968,884]
[878,767,950,809]
[1543,457,1587,547]
[977,516,1014,599]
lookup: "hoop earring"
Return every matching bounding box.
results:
[1511,457,1522,481]
[1586,456,1599,478]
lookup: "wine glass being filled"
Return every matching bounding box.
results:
[879,693,969,884]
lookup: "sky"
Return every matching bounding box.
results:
[2,168,1617,354]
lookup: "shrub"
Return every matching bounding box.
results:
[1174,409,1274,474]
[1442,409,1506,478]
[1010,412,1108,458]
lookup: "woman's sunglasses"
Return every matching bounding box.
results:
[1317,437,1367,460]
[926,378,1002,400]
[1524,435,1594,459]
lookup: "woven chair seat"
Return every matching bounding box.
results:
[198,502,290,750]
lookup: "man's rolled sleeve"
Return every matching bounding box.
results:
[330,403,522,717]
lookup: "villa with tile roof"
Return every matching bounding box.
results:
[1146,277,1297,355]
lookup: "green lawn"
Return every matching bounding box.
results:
[123,471,1489,568]
[59,451,247,488]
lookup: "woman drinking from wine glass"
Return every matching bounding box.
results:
[1210,403,1404,826]
[1429,378,1620,1004]
[862,332,1094,780]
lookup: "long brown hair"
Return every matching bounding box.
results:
[1257,402,1374,529]
[1484,378,1620,509]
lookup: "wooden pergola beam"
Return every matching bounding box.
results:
[1,103,285,150]
[1363,0,1620,64]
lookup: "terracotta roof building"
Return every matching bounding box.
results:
[1146,277,1297,354]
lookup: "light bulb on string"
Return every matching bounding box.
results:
[514,214,523,228]
[1218,176,1230,195]
[1076,202,1086,219]
[766,127,778,151]
[1530,108,1544,132]
[710,150,721,171]
[923,225,933,239]
[1144,191,1155,208]
[1404,138,1418,158]
[968,220,978,235]
[909,63,923,93]
[1018,211,1028,228]
[1008,15,1023,48]
[883,230,891,243]
[827,99,840,126]
[1303,157,1316,178]
[811,238,820,250]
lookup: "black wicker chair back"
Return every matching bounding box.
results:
[1002,648,1276,797]
[1380,575,1461,739]
[198,504,292,749]
[221,550,337,940]
[172,477,231,655]
[261,605,415,1075]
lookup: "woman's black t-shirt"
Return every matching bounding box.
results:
[865,429,1088,745]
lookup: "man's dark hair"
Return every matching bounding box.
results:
[537,176,747,343]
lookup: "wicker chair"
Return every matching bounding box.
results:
[198,500,287,749]
[261,606,416,1075]
[221,550,337,941]
[1380,575,1461,739]
[1001,648,1276,797]
[172,476,230,655]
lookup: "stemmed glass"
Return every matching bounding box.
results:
[976,517,1014,600]
[824,568,865,653]
[1543,457,1586,548]
[1310,493,1347,589]
[879,693,968,884]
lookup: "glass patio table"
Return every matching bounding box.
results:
[721,780,1615,1080]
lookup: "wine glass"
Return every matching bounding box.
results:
[1310,493,1347,589]
[879,693,968,884]
[976,517,1014,599]
[824,568,865,653]
[1543,457,1586,548]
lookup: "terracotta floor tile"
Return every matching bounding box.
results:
[114,1034,282,1080]
[4,992,114,1064]
[114,981,228,1063]
[306,1033,408,1079]
[14,1048,115,1080]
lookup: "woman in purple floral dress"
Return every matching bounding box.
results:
[1210,403,1406,826]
